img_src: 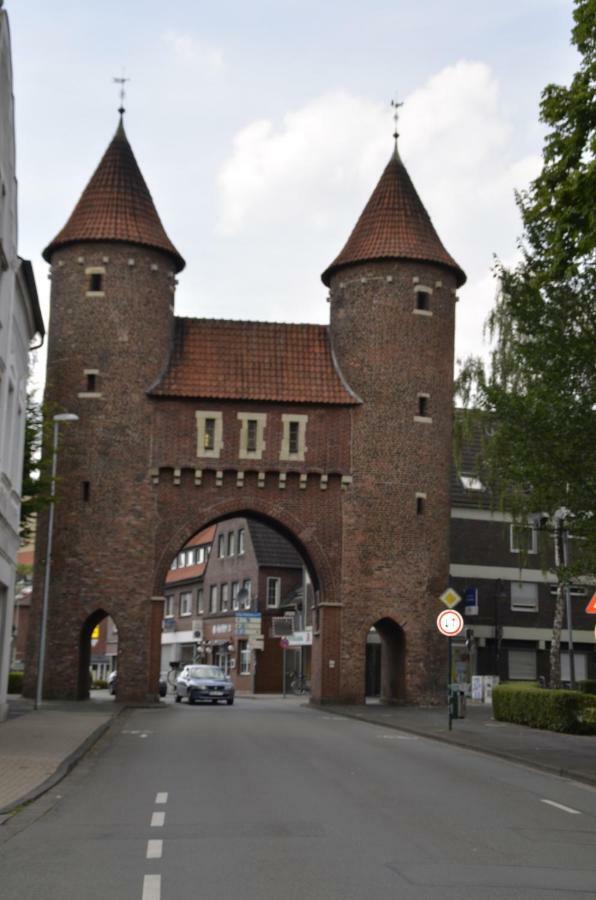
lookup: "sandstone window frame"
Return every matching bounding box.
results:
[413,284,433,316]
[78,368,102,399]
[280,414,308,462]
[237,412,267,460]
[85,266,106,298]
[196,411,223,459]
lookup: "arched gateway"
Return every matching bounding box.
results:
[25,113,465,706]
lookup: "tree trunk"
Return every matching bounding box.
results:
[549,582,565,688]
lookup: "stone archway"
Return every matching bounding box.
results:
[77,608,113,700]
[365,617,406,704]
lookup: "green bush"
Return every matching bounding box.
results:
[8,671,24,694]
[92,679,108,689]
[493,683,596,733]
[577,680,596,695]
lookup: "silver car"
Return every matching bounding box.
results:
[175,665,235,705]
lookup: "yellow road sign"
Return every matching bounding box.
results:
[440,588,462,609]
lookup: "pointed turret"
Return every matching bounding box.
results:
[43,118,185,272]
[322,148,465,287]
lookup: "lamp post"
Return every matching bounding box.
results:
[35,413,79,709]
[553,507,575,690]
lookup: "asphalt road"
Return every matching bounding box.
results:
[1,696,596,899]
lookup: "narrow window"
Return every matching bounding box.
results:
[204,418,216,450]
[227,531,235,556]
[418,395,429,417]
[86,373,96,392]
[82,481,91,502]
[196,589,204,614]
[231,582,239,610]
[416,291,430,311]
[246,419,258,453]
[266,577,280,608]
[288,421,300,455]
[89,272,103,292]
[416,495,425,515]
[238,528,245,555]
[210,585,218,613]
[221,583,229,611]
[218,534,225,558]
[242,578,252,608]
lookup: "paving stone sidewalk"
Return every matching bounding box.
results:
[0,694,120,816]
[324,701,596,786]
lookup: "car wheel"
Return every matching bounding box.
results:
[227,697,234,706]
[188,694,195,705]
[175,693,181,703]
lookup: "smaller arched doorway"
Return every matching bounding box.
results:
[365,617,406,704]
[77,609,118,700]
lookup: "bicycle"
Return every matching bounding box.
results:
[289,671,310,695]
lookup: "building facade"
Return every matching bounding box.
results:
[0,7,44,720]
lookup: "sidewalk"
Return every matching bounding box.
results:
[0,693,121,817]
[323,701,596,786]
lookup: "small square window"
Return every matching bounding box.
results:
[89,272,103,292]
[416,291,430,311]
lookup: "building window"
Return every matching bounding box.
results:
[231,582,239,610]
[238,528,245,555]
[164,596,174,617]
[510,581,538,612]
[209,585,218,613]
[413,285,433,315]
[266,577,281,608]
[418,395,429,417]
[86,373,96,392]
[82,481,91,502]
[246,419,258,452]
[239,640,251,675]
[510,524,538,555]
[170,558,177,571]
[227,531,235,557]
[196,411,223,459]
[242,579,252,608]
[178,551,186,568]
[237,412,267,460]
[218,534,225,558]
[180,592,192,616]
[89,272,102,292]
[85,266,106,296]
[197,589,204,614]
[416,493,425,515]
[186,549,195,566]
[280,414,308,461]
[508,649,537,681]
[197,546,205,564]
[221,583,229,611]
[459,475,484,491]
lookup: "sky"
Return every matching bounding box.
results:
[6,0,578,393]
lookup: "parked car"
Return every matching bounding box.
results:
[108,671,167,697]
[175,665,235,705]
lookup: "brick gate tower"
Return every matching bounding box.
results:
[26,113,465,705]
[323,138,466,702]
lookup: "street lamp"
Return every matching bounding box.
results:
[35,412,79,709]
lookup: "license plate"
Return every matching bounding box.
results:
[209,691,221,697]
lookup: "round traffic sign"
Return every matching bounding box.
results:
[436,608,464,637]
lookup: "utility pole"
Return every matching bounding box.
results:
[553,508,575,690]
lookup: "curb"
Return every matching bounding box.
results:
[318,706,596,789]
[0,706,126,817]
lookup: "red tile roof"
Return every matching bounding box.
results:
[150,318,359,405]
[165,561,207,584]
[186,525,216,548]
[322,150,465,287]
[43,118,185,272]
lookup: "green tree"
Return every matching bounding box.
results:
[20,392,52,542]
[456,0,596,687]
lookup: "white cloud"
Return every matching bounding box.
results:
[214,61,541,357]
[162,31,225,72]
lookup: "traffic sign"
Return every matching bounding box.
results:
[437,609,464,637]
[585,593,596,614]
[440,588,462,609]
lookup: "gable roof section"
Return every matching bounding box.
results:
[247,520,303,569]
[43,118,185,272]
[149,317,359,405]
[322,150,465,287]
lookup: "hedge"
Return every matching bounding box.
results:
[493,683,596,734]
[8,671,24,694]
[577,680,596,696]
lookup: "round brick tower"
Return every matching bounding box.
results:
[25,115,185,702]
[323,141,466,703]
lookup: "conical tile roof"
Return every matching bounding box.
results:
[322,149,465,287]
[43,118,185,272]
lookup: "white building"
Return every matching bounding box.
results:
[0,5,44,721]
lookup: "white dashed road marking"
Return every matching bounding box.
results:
[155,792,168,804]
[541,799,581,815]
[146,840,163,859]
[378,734,419,740]
[150,811,165,827]
[142,874,161,900]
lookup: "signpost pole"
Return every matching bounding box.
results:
[282,646,287,698]
[448,636,452,731]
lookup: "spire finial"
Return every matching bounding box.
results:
[113,70,130,118]
[391,97,403,155]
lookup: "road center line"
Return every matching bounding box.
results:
[150,811,165,827]
[155,792,168,804]
[142,874,161,900]
[146,839,163,859]
[540,798,581,815]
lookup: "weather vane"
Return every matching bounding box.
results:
[113,71,130,117]
[391,97,403,150]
